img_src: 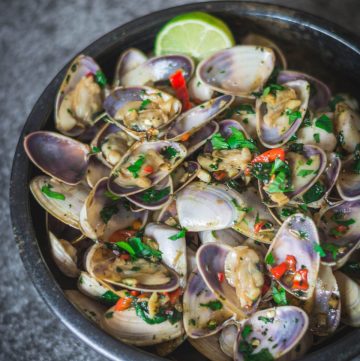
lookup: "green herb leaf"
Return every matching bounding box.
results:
[128,237,162,261]
[104,311,114,319]
[95,70,107,88]
[288,143,304,153]
[100,205,119,224]
[265,252,275,266]
[313,133,320,143]
[101,291,120,305]
[169,228,187,240]
[41,184,66,200]
[200,300,223,311]
[104,190,121,201]
[302,181,325,204]
[161,146,178,160]
[235,104,255,114]
[139,99,152,111]
[127,154,145,178]
[280,207,297,218]
[323,243,340,259]
[297,169,314,177]
[315,114,333,133]
[314,244,326,257]
[286,109,302,125]
[272,284,287,305]
[241,324,253,339]
[227,127,258,151]
[258,316,274,324]
[90,146,101,154]
[115,241,136,257]
[263,83,285,96]
[211,133,229,150]
[139,186,171,203]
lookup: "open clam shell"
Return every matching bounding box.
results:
[80,178,147,241]
[260,145,327,207]
[242,33,287,69]
[166,95,234,141]
[171,161,200,193]
[336,154,360,201]
[55,55,105,136]
[310,265,341,336]
[334,271,360,327]
[126,176,173,210]
[266,214,320,300]
[232,186,278,244]
[277,70,331,110]
[24,131,90,185]
[113,48,147,87]
[317,200,360,268]
[197,243,264,317]
[183,269,233,338]
[176,182,246,232]
[85,243,180,293]
[144,223,187,286]
[78,271,111,300]
[188,74,215,103]
[108,140,186,196]
[103,86,182,139]
[197,46,275,97]
[121,54,194,86]
[268,204,312,226]
[219,324,238,358]
[301,152,341,208]
[189,333,232,361]
[100,306,184,346]
[256,80,310,148]
[30,175,90,229]
[65,290,107,325]
[86,157,111,188]
[90,123,135,167]
[234,306,309,361]
[199,228,247,247]
[182,121,219,157]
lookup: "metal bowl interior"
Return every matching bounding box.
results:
[10,1,360,361]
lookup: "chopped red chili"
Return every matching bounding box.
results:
[292,268,309,290]
[109,229,137,243]
[213,170,228,181]
[169,69,191,111]
[217,272,225,283]
[251,148,285,163]
[285,255,297,272]
[270,262,288,279]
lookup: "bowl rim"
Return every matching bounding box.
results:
[9,1,360,361]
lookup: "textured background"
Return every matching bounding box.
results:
[1,0,360,360]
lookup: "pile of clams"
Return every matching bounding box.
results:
[24,24,360,361]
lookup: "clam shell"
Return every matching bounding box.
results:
[256,80,310,148]
[199,228,247,247]
[176,182,246,232]
[183,121,219,157]
[55,55,104,136]
[188,74,214,103]
[100,306,184,346]
[103,86,182,139]
[232,186,278,244]
[80,178,147,241]
[197,243,263,317]
[334,271,360,327]
[183,269,233,338]
[197,46,275,97]
[189,334,232,361]
[266,214,320,300]
[234,306,309,361]
[85,243,180,293]
[144,223,187,287]
[310,265,341,336]
[78,271,110,299]
[121,54,194,87]
[30,175,90,229]
[113,48,147,87]
[24,131,90,185]
[165,95,234,140]
[154,198,178,226]
[317,200,360,267]
[108,140,186,196]
[336,154,360,201]
[242,33,287,69]
[277,70,331,110]
[219,324,238,358]
[126,176,173,210]
[65,290,107,325]
[86,157,110,188]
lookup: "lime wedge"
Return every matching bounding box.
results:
[154,12,235,62]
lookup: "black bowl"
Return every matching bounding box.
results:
[10,2,360,360]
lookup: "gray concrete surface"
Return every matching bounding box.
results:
[1,0,360,360]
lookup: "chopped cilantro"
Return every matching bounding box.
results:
[236,104,255,114]
[211,133,228,150]
[286,109,302,125]
[90,146,101,154]
[139,186,171,203]
[127,154,145,178]
[200,300,223,311]
[241,324,253,339]
[258,316,274,324]
[313,133,320,143]
[100,205,119,224]
[314,244,326,257]
[297,169,314,177]
[41,184,65,200]
[115,241,136,257]
[315,114,333,133]
[128,237,162,261]
[265,252,275,266]
[169,227,187,240]
[263,83,285,96]
[139,99,151,111]
[323,243,340,259]
[272,285,287,305]
[302,181,325,204]
[161,146,178,160]
[95,70,107,88]
[101,291,120,305]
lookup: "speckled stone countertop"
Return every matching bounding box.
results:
[1,0,360,360]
